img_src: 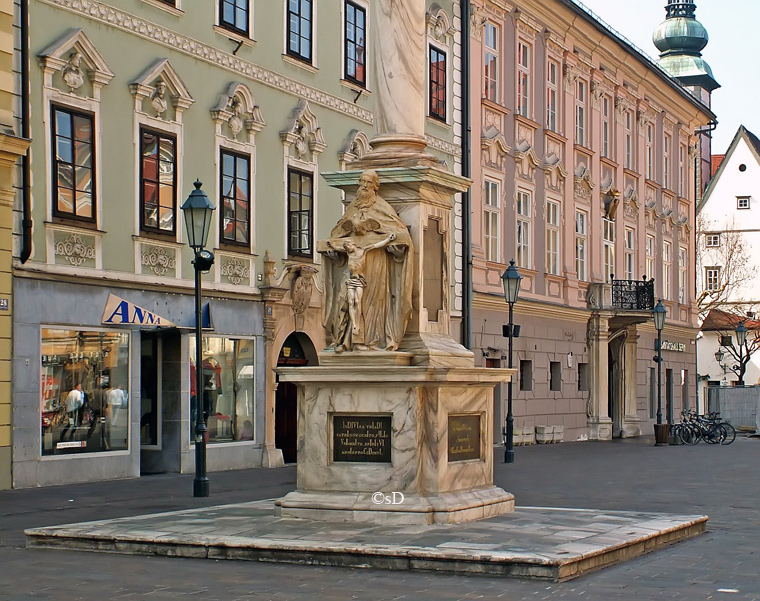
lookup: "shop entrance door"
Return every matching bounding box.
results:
[140,333,161,472]
[275,333,315,464]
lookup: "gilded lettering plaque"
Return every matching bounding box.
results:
[333,414,392,463]
[448,414,481,462]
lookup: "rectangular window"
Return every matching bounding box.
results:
[646,124,654,180]
[575,210,587,281]
[737,196,751,209]
[550,361,561,392]
[546,60,558,132]
[429,45,447,121]
[220,149,250,245]
[625,109,634,170]
[484,23,499,102]
[546,200,560,275]
[52,106,95,222]
[601,95,611,159]
[287,168,313,257]
[41,329,130,456]
[705,267,720,292]
[646,233,655,280]
[287,0,313,63]
[649,367,656,418]
[679,144,687,197]
[220,0,249,36]
[578,362,589,392]
[519,359,533,392]
[575,80,586,146]
[140,128,176,235]
[603,218,615,281]
[663,240,672,300]
[679,246,688,303]
[664,134,672,189]
[344,1,366,86]
[190,336,255,444]
[705,233,721,247]
[624,227,635,280]
[516,189,531,269]
[517,41,531,118]
[484,179,500,262]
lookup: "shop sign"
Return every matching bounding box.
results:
[660,340,686,352]
[101,294,175,327]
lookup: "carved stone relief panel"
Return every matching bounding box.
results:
[140,243,177,277]
[574,161,593,200]
[543,135,567,191]
[54,231,96,268]
[219,255,252,286]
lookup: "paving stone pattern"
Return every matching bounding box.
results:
[1,436,759,600]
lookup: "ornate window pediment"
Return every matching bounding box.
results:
[339,130,371,166]
[129,59,194,121]
[281,99,327,160]
[38,29,114,99]
[210,82,265,142]
[513,140,540,179]
[574,164,594,199]
[543,153,568,191]
[427,4,455,43]
[481,125,511,169]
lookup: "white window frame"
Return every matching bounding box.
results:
[679,143,687,197]
[679,246,688,304]
[663,240,672,300]
[546,59,558,132]
[705,267,720,292]
[705,233,721,248]
[625,110,634,170]
[737,196,751,210]
[603,218,615,281]
[546,199,560,275]
[646,123,654,180]
[575,79,586,147]
[484,22,499,103]
[484,179,500,262]
[601,95,611,159]
[664,133,672,189]
[517,41,531,118]
[516,189,532,269]
[646,233,655,280]
[624,227,635,280]
[575,210,587,281]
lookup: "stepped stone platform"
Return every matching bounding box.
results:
[25,500,707,581]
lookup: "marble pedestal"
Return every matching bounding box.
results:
[275,352,514,525]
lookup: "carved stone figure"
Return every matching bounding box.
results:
[151,81,168,117]
[318,170,413,352]
[62,51,84,91]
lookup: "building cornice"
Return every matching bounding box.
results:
[40,0,373,124]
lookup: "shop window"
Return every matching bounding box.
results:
[190,336,255,444]
[578,362,589,392]
[519,360,532,392]
[41,328,130,456]
[550,361,561,391]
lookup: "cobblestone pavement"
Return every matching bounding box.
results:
[2,436,759,600]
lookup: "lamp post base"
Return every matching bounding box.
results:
[194,478,209,497]
[653,423,669,446]
[504,449,515,463]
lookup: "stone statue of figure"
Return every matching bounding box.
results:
[62,51,84,91]
[319,170,413,352]
[151,81,168,117]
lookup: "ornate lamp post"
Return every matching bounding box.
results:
[735,322,748,386]
[714,349,727,375]
[652,299,667,445]
[500,260,522,463]
[181,180,215,497]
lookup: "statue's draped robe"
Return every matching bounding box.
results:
[321,195,413,351]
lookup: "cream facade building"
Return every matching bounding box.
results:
[467,0,715,441]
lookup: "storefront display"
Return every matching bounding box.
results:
[190,335,255,443]
[41,328,130,456]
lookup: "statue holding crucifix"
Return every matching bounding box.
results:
[318,170,413,353]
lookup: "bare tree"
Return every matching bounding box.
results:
[715,325,760,386]
[696,214,757,320]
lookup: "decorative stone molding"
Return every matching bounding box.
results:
[55,232,96,267]
[210,82,266,142]
[614,96,631,123]
[290,265,319,315]
[481,125,510,170]
[590,80,606,110]
[426,134,461,157]
[141,244,176,276]
[426,4,455,43]
[38,29,114,100]
[574,164,594,199]
[563,64,580,93]
[513,140,540,180]
[543,153,568,192]
[281,99,326,160]
[220,256,252,286]
[39,0,373,125]
[600,175,614,196]
[129,58,194,122]
[469,3,488,40]
[623,186,639,221]
[637,108,651,134]
[339,130,372,166]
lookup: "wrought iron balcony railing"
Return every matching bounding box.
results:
[611,277,655,311]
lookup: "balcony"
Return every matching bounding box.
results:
[587,278,655,329]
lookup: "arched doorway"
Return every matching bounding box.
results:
[275,332,317,463]
[608,330,627,438]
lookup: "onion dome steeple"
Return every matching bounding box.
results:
[653,0,719,93]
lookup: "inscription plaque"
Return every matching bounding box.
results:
[448,414,481,462]
[333,414,392,463]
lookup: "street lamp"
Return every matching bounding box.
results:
[736,322,748,385]
[181,180,215,497]
[652,299,667,445]
[501,260,522,463]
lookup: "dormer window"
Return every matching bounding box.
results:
[737,196,751,210]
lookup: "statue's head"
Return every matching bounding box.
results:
[358,170,380,195]
[343,240,356,252]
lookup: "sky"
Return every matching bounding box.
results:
[576,0,760,154]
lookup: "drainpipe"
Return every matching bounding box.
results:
[460,0,472,349]
[20,0,32,264]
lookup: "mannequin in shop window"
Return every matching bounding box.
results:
[59,383,83,441]
[202,355,222,420]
